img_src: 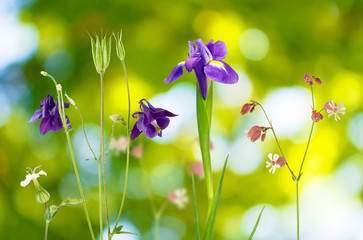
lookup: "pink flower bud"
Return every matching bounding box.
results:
[311,110,324,122]
[314,77,322,85]
[261,132,266,142]
[276,156,286,167]
[241,103,252,115]
[250,105,256,113]
[245,126,262,142]
[188,161,205,179]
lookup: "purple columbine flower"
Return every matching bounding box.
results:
[29,95,71,135]
[131,99,177,140]
[165,39,239,99]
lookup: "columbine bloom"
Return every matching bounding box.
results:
[29,95,71,135]
[20,166,50,203]
[303,74,322,86]
[168,188,189,209]
[324,100,345,121]
[266,153,286,174]
[109,136,128,156]
[245,126,269,142]
[165,39,239,99]
[131,99,177,140]
[311,110,324,122]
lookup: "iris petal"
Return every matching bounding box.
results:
[204,60,238,84]
[195,39,213,64]
[185,57,201,72]
[210,41,227,60]
[194,61,208,100]
[164,62,185,84]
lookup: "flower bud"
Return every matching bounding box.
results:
[109,114,125,124]
[311,110,323,122]
[314,77,322,85]
[276,156,286,168]
[90,34,112,74]
[241,103,252,115]
[33,179,50,204]
[61,198,83,207]
[245,126,262,142]
[114,30,126,61]
[261,132,266,142]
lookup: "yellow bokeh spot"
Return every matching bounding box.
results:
[331,72,362,110]
[193,10,244,56]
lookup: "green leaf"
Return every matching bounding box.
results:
[196,85,213,201]
[192,174,201,240]
[203,155,229,240]
[248,206,265,240]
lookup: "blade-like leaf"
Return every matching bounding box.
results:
[196,85,213,202]
[203,155,229,240]
[192,173,201,240]
[248,206,265,240]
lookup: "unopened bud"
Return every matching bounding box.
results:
[90,33,112,74]
[64,93,76,106]
[114,30,126,61]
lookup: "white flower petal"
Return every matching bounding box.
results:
[37,170,47,176]
[268,153,273,160]
[273,154,279,161]
[20,174,32,187]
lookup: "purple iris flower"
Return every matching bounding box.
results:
[131,99,177,140]
[29,95,71,135]
[165,39,239,99]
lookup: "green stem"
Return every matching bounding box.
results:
[154,215,160,240]
[98,161,103,240]
[100,73,111,235]
[298,122,315,179]
[45,221,49,240]
[113,60,131,232]
[257,103,296,180]
[43,72,95,240]
[296,182,300,240]
[65,131,95,240]
[196,86,214,216]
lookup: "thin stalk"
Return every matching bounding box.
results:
[43,72,95,240]
[113,60,131,232]
[257,103,296,179]
[100,73,111,235]
[105,123,116,151]
[74,105,97,161]
[298,122,315,178]
[98,161,103,240]
[296,182,300,240]
[45,221,49,240]
[154,215,160,240]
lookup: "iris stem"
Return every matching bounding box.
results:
[113,60,131,232]
[99,72,111,235]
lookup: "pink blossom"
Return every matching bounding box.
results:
[110,136,127,156]
[188,161,205,179]
[131,145,143,158]
[303,74,313,86]
[311,110,324,122]
[266,153,286,174]
[324,100,345,121]
[168,188,188,209]
[245,126,269,142]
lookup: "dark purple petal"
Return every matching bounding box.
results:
[195,39,213,64]
[51,114,63,132]
[210,41,227,60]
[39,117,52,135]
[164,62,185,84]
[194,61,208,99]
[185,57,201,72]
[157,131,162,137]
[131,123,142,140]
[66,115,72,130]
[64,102,70,108]
[29,110,42,123]
[156,117,170,130]
[145,125,157,139]
[204,60,238,84]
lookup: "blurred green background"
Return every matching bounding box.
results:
[1,0,363,239]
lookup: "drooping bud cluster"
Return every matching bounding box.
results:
[245,125,270,142]
[303,74,322,86]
